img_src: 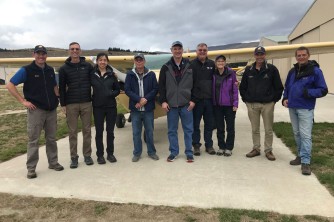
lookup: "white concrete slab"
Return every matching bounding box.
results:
[0,94,333,217]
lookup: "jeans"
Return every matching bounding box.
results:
[131,111,156,157]
[93,107,117,157]
[192,99,214,148]
[167,106,193,156]
[213,106,236,150]
[246,102,275,152]
[289,108,314,164]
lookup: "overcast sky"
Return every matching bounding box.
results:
[0,0,314,52]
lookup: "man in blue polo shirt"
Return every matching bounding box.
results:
[6,45,64,179]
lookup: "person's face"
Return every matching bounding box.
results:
[196,45,208,61]
[134,57,145,69]
[171,46,183,60]
[254,52,266,64]
[69,44,81,59]
[34,52,47,66]
[97,56,108,70]
[296,50,310,66]
[215,58,225,69]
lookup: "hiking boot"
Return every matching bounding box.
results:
[206,147,216,155]
[193,144,201,156]
[290,156,301,166]
[149,153,159,161]
[246,149,260,158]
[193,148,201,156]
[186,155,194,163]
[167,154,176,162]
[224,150,232,157]
[48,163,64,171]
[265,151,276,161]
[301,163,311,175]
[70,156,79,169]
[27,170,37,179]
[84,156,94,165]
[132,155,140,162]
[107,154,117,163]
[97,156,106,164]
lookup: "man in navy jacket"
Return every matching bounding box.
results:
[125,53,159,162]
[282,46,328,175]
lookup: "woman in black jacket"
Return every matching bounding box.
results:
[91,52,120,164]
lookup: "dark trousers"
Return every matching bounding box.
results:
[213,106,236,150]
[93,107,117,157]
[192,99,214,148]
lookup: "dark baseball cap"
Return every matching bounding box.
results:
[254,46,266,54]
[171,41,183,48]
[134,53,145,60]
[215,55,226,61]
[34,45,47,54]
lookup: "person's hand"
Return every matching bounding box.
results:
[22,100,36,110]
[187,101,195,111]
[162,102,170,112]
[283,100,288,108]
[62,106,66,114]
[233,106,238,112]
[135,103,142,109]
[139,98,147,106]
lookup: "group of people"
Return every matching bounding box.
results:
[6,41,328,179]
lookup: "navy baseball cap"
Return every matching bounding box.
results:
[254,46,266,54]
[34,45,47,54]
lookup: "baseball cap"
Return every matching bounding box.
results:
[171,41,183,48]
[34,45,47,54]
[254,46,266,54]
[134,53,145,60]
[215,55,226,61]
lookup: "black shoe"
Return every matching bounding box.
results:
[97,156,106,164]
[84,156,94,165]
[48,163,64,171]
[70,156,78,169]
[107,154,117,163]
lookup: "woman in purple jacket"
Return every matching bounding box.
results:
[212,55,239,156]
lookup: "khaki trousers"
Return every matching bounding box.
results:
[66,102,92,158]
[246,102,275,153]
[27,108,58,170]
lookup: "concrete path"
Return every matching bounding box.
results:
[0,95,333,217]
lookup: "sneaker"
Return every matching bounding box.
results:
[97,156,106,164]
[149,153,159,161]
[70,156,79,169]
[27,170,37,179]
[186,155,194,163]
[224,150,232,157]
[290,156,301,166]
[84,156,94,165]
[167,154,176,162]
[216,149,225,156]
[265,151,276,161]
[206,147,216,155]
[193,148,201,156]
[48,163,64,171]
[246,149,260,158]
[107,154,117,163]
[132,155,140,162]
[301,163,311,175]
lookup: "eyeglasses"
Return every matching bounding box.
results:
[70,48,80,51]
[198,49,207,52]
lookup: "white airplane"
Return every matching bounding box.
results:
[1,41,334,128]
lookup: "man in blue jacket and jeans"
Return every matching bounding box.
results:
[125,53,159,162]
[283,46,328,175]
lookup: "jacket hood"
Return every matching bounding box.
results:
[293,60,320,70]
[65,56,87,66]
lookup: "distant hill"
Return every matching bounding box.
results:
[189,41,259,52]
